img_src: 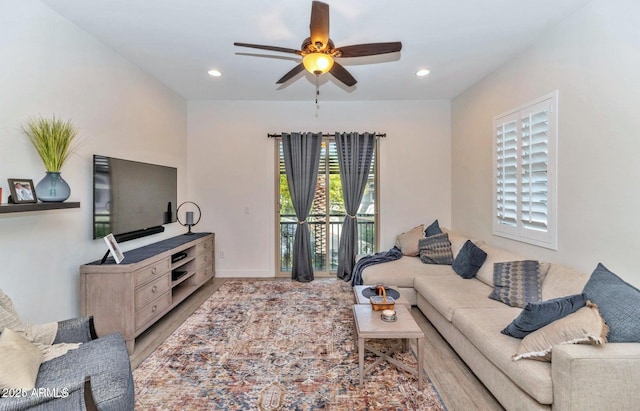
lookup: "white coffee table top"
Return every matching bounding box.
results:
[353,285,411,306]
[352,304,424,339]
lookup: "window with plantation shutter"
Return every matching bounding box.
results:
[493,91,557,250]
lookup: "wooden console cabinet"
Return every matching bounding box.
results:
[80,232,214,353]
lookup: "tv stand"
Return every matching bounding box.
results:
[80,232,214,353]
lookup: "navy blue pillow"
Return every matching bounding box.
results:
[583,263,640,342]
[424,220,443,237]
[501,293,587,338]
[451,240,487,279]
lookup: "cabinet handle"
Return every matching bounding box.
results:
[204,255,208,261]
[151,285,157,293]
[151,305,157,313]
[151,267,157,274]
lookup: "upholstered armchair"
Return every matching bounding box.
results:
[0,292,134,411]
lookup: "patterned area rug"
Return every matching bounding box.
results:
[133,280,446,410]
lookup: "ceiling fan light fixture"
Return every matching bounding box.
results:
[302,53,334,75]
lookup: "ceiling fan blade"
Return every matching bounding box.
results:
[276,64,306,84]
[234,42,301,55]
[309,1,330,50]
[337,42,403,57]
[329,62,357,87]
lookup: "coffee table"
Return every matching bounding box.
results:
[353,285,411,306]
[352,304,424,389]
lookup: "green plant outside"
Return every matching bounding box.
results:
[279,174,345,215]
[22,115,80,172]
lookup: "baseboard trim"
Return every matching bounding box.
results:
[215,270,274,278]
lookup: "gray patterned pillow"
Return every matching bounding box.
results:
[489,260,545,308]
[418,233,453,265]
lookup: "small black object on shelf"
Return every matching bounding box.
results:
[176,201,201,235]
[171,251,188,264]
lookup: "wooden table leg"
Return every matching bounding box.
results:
[417,336,424,390]
[359,337,365,386]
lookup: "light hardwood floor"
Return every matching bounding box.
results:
[130,278,504,411]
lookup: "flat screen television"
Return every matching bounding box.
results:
[93,155,177,242]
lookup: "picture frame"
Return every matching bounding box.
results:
[103,233,125,264]
[7,178,37,204]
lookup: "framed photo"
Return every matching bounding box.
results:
[103,233,125,264]
[8,179,37,204]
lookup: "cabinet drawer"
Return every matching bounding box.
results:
[135,274,171,311]
[193,264,214,286]
[136,291,171,330]
[195,238,214,255]
[195,251,214,270]
[134,258,171,286]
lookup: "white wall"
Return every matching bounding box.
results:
[0,1,188,322]
[188,100,451,277]
[451,0,640,285]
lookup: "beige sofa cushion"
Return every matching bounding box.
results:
[441,228,472,258]
[541,263,590,300]
[414,275,505,321]
[395,224,424,256]
[452,307,554,405]
[475,243,526,287]
[513,302,608,362]
[362,256,452,288]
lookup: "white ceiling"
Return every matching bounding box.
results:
[41,0,591,101]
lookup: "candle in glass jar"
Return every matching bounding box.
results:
[186,211,194,225]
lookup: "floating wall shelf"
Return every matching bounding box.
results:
[0,202,80,214]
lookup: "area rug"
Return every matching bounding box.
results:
[133,280,446,410]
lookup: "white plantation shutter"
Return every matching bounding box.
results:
[496,116,519,230]
[493,92,557,249]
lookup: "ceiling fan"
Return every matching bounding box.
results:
[234,1,402,87]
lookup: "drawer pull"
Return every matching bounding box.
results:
[151,285,157,293]
[204,255,208,261]
[151,305,157,313]
[151,267,157,274]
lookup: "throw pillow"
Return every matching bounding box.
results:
[513,301,608,362]
[452,240,487,279]
[582,263,640,342]
[418,233,453,265]
[424,220,443,237]
[489,260,546,308]
[395,225,424,256]
[0,328,43,390]
[502,293,587,338]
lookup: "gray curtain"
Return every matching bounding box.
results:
[282,132,322,282]
[335,132,376,281]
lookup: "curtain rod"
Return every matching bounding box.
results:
[267,132,386,138]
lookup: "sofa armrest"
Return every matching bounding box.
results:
[0,377,96,411]
[53,317,97,344]
[552,343,640,410]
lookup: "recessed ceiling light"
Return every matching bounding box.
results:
[416,69,430,77]
[208,69,222,77]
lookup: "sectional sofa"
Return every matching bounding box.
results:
[360,227,640,410]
